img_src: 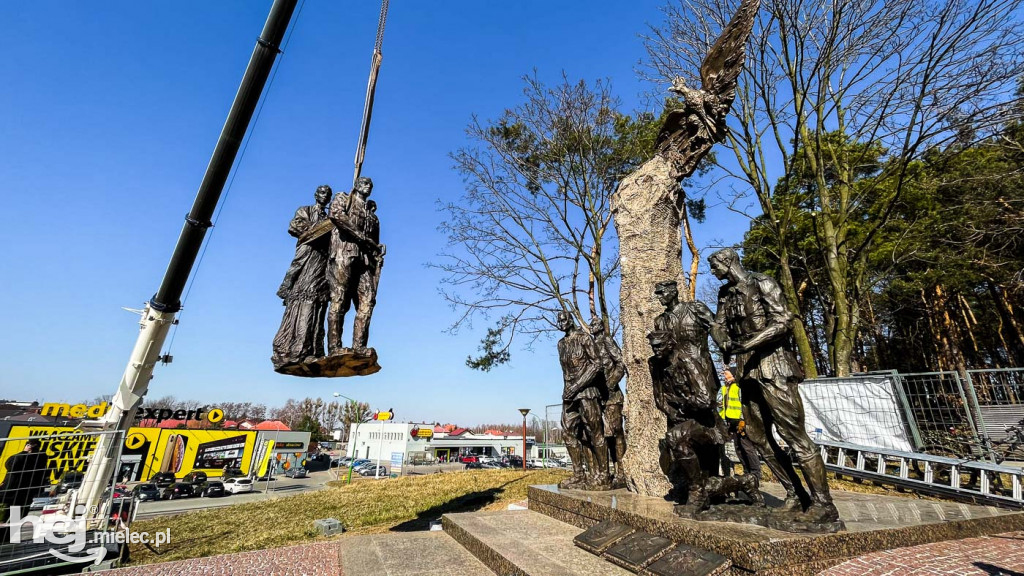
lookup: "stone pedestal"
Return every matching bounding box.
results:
[528,484,1024,575]
[273,347,380,377]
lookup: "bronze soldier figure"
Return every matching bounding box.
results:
[708,248,839,524]
[557,310,612,490]
[652,281,721,401]
[589,317,626,482]
[327,177,383,355]
[272,185,332,368]
[647,329,729,510]
[650,280,761,512]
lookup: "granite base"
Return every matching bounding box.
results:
[529,483,1024,575]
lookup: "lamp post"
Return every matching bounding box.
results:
[333,392,363,483]
[545,403,560,466]
[528,414,545,467]
[518,408,530,470]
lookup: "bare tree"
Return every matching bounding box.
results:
[437,74,660,367]
[644,0,1024,375]
[339,400,372,442]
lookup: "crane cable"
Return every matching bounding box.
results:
[352,0,389,186]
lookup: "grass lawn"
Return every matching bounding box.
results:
[127,468,568,566]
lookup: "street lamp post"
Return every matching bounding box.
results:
[333,392,362,483]
[518,408,530,470]
[528,414,545,467]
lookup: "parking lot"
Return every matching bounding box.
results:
[133,469,336,519]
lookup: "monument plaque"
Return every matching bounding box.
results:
[573,520,635,555]
[643,544,730,576]
[604,532,674,572]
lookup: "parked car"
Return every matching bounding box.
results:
[201,480,225,498]
[29,495,58,511]
[357,465,387,477]
[223,477,254,494]
[465,462,483,469]
[222,467,245,479]
[132,483,161,502]
[352,462,375,473]
[479,461,502,470]
[284,467,308,479]
[152,472,177,488]
[182,471,209,489]
[331,457,351,468]
[49,470,84,496]
[161,482,195,500]
[459,455,478,463]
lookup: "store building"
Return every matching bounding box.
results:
[346,422,536,464]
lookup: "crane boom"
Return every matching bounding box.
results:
[77,0,300,518]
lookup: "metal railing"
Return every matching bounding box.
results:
[819,440,1024,509]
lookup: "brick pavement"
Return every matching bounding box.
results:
[97,524,1024,575]
[100,540,339,576]
[821,531,1024,576]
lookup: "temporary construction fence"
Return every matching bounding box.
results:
[0,429,128,573]
[801,368,1024,464]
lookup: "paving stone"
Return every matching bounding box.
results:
[820,530,1024,576]
[444,509,634,576]
[338,531,492,576]
[98,540,340,576]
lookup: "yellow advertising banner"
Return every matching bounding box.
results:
[0,426,258,486]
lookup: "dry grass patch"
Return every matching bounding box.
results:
[127,468,568,566]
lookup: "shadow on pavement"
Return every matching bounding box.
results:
[974,562,1024,576]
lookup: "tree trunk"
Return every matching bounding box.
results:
[611,155,680,497]
[776,245,818,377]
[989,281,1024,366]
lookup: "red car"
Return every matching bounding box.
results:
[459,455,478,463]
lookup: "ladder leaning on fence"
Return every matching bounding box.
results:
[818,440,1024,509]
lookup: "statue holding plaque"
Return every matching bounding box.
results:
[272,178,383,378]
[272,185,333,370]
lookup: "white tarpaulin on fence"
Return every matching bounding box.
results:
[799,375,915,452]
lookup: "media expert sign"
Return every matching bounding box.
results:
[0,426,258,486]
[40,402,224,425]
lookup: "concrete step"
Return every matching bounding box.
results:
[338,531,493,576]
[442,509,633,576]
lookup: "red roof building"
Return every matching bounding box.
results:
[254,420,290,431]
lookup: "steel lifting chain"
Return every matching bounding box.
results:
[374,0,389,54]
[353,0,389,185]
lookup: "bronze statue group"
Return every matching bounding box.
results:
[271,177,384,372]
[557,247,840,530]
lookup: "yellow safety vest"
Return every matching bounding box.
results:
[719,383,742,420]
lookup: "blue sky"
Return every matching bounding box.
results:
[0,1,746,425]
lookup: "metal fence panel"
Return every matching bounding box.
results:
[0,430,126,572]
[966,368,1024,461]
[896,371,989,460]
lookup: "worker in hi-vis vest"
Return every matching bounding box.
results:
[718,368,761,477]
